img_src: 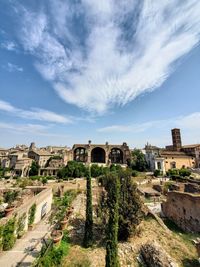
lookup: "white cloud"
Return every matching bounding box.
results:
[97,112,200,133]
[1,41,17,51]
[0,99,72,124]
[0,122,48,133]
[0,100,17,112]
[17,0,200,114]
[4,62,23,72]
[177,113,200,130]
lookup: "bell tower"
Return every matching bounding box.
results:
[172,128,182,151]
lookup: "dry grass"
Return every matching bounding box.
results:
[132,216,199,267]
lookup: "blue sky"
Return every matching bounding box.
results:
[0,0,200,148]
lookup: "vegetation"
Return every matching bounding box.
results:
[50,190,77,226]
[118,170,143,241]
[4,190,18,207]
[2,218,16,250]
[28,203,36,225]
[154,169,162,177]
[0,225,3,250]
[29,161,40,176]
[105,173,120,267]
[83,169,93,248]
[130,149,148,172]
[166,168,191,178]
[0,167,10,178]
[16,213,26,238]
[98,169,143,242]
[35,230,70,267]
[57,161,88,179]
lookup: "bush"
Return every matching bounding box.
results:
[154,169,161,177]
[4,191,18,207]
[29,161,39,176]
[37,231,70,267]
[179,168,191,177]
[16,213,26,238]
[57,161,88,179]
[28,203,36,225]
[2,218,16,250]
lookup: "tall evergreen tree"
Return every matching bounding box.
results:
[118,170,143,241]
[105,173,120,267]
[83,167,93,247]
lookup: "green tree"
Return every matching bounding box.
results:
[57,161,88,179]
[83,168,93,247]
[29,161,39,176]
[118,170,143,241]
[131,149,148,172]
[179,168,191,177]
[105,173,120,267]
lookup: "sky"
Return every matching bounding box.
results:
[0,0,200,149]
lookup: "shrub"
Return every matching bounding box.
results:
[2,218,16,250]
[16,213,26,238]
[28,203,36,225]
[36,231,70,267]
[29,161,40,176]
[179,168,191,177]
[4,191,18,207]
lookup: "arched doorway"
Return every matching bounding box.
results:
[74,147,87,162]
[110,148,123,164]
[91,147,106,163]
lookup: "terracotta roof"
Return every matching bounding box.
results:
[182,144,200,148]
[160,150,190,157]
[31,150,52,156]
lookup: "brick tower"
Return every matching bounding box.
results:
[172,128,182,151]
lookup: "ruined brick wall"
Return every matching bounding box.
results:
[162,191,200,233]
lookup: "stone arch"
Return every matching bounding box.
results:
[91,147,106,163]
[74,147,87,162]
[110,148,123,164]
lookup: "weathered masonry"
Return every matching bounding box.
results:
[162,191,200,233]
[72,141,131,165]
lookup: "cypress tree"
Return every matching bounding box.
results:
[83,167,93,247]
[105,173,120,267]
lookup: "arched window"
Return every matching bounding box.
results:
[110,148,123,164]
[74,147,87,162]
[91,147,106,163]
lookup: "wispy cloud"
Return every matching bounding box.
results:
[0,122,67,138]
[1,41,17,51]
[2,62,23,72]
[15,0,200,114]
[0,99,72,124]
[97,112,200,133]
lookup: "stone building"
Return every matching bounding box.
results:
[39,157,65,177]
[0,148,9,167]
[182,144,200,168]
[162,191,200,233]
[72,141,131,165]
[145,128,198,173]
[14,158,33,177]
[28,145,52,168]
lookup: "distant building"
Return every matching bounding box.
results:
[145,128,198,174]
[14,158,33,177]
[182,144,200,168]
[72,141,131,165]
[28,150,52,168]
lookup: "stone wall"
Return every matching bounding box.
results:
[162,191,200,232]
[0,186,53,231]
